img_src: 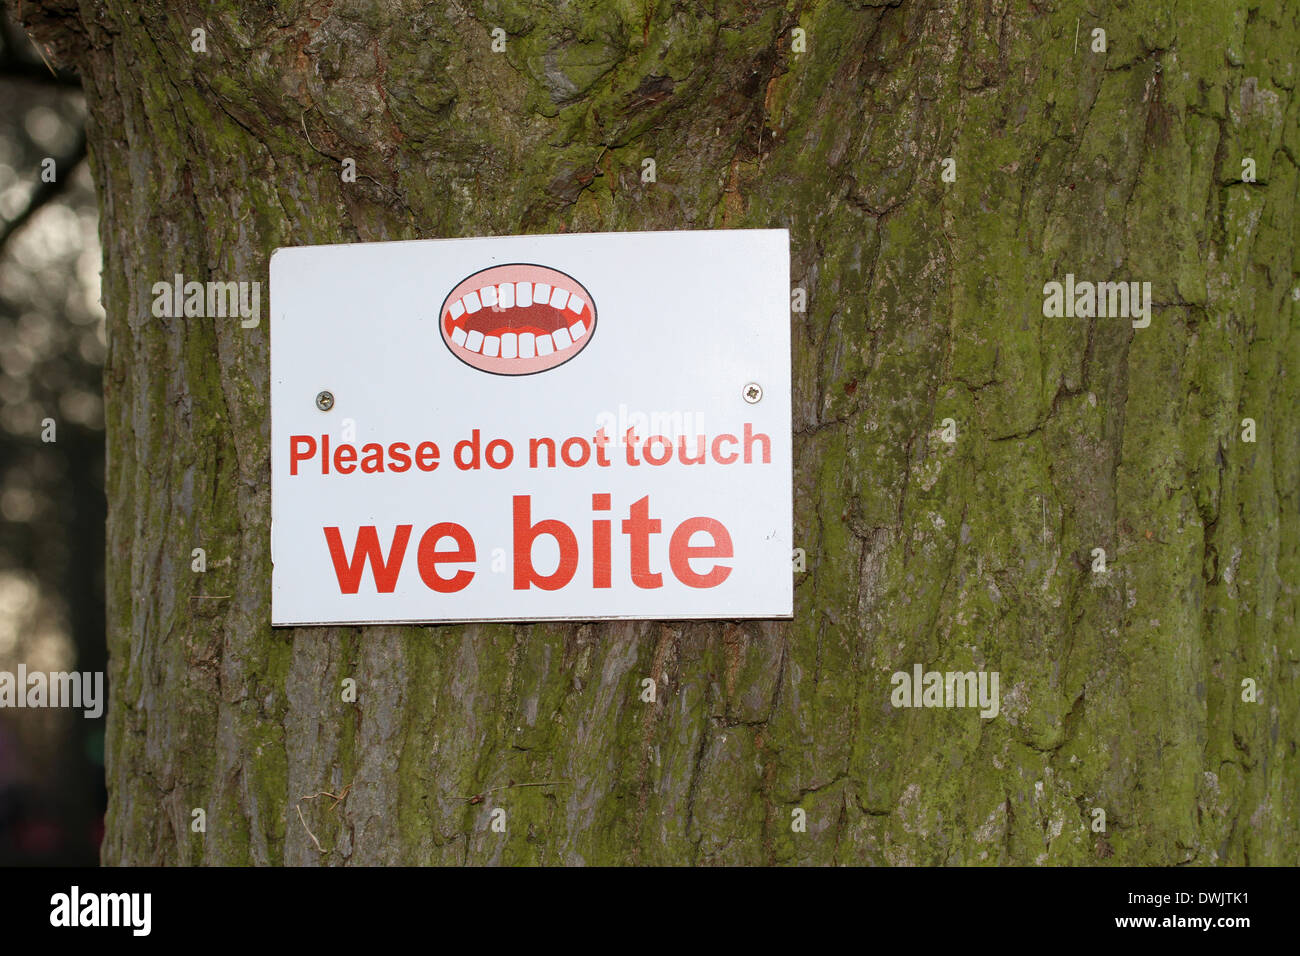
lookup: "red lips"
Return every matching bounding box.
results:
[440,264,597,375]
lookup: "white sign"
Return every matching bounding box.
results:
[270,229,791,625]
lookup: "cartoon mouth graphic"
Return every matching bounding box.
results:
[439,263,596,374]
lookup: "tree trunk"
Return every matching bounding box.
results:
[14,0,1298,865]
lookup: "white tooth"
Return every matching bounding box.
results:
[515,281,533,307]
[549,287,569,310]
[451,327,468,347]
[536,334,555,356]
[566,295,585,315]
[498,283,515,309]
[449,299,465,320]
[519,332,536,358]
[533,282,552,304]
[501,332,518,359]
[463,291,482,313]
[480,284,498,308]
[552,328,573,351]
[465,330,484,353]
[482,335,501,357]
[568,319,587,340]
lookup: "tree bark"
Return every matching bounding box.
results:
[13,0,1298,865]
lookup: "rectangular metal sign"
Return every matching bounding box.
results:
[270,229,791,625]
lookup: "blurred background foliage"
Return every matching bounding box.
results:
[0,11,105,865]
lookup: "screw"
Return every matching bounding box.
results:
[316,390,334,411]
[743,382,763,404]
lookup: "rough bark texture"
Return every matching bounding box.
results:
[14,0,1299,864]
